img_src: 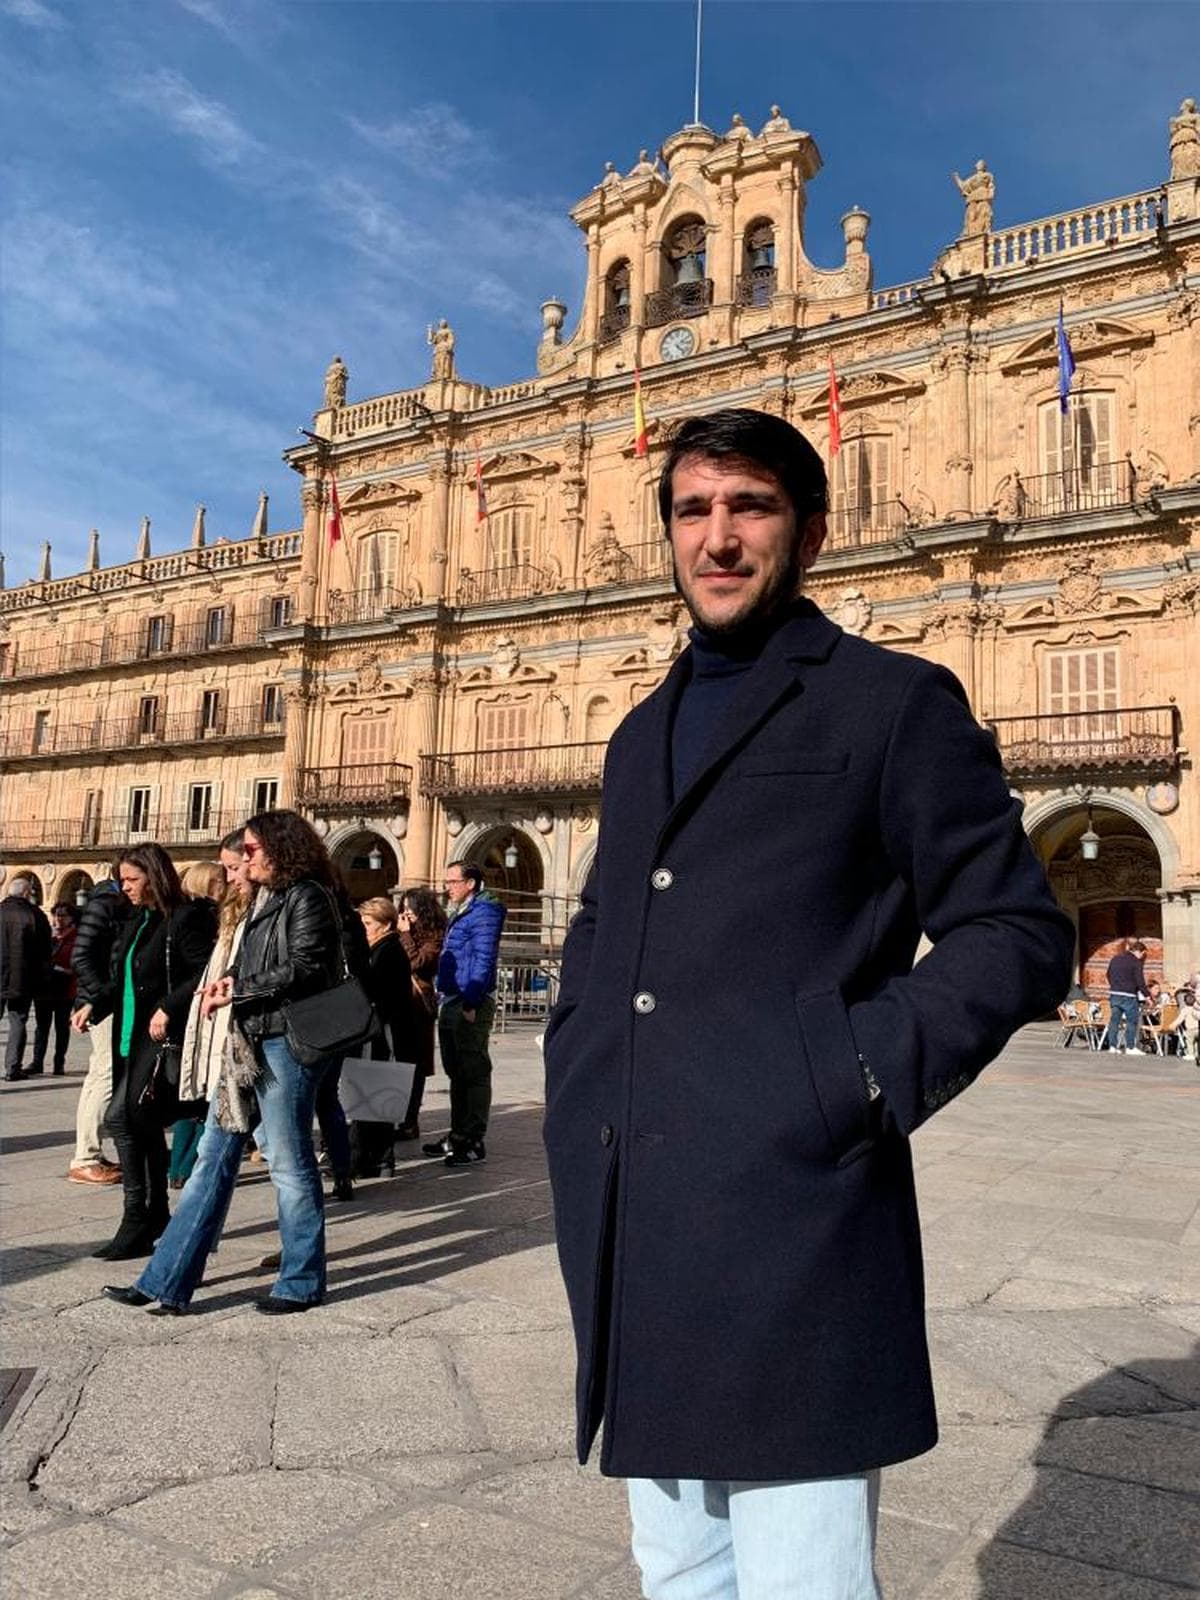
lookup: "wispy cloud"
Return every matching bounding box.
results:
[174,0,238,39]
[349,102,484,170]
[4,205,178,327]
[121,69,262,168]
[0,0,66,30]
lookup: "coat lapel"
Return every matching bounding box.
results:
[657,601,842,847]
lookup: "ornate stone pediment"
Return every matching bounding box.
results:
[339,480,422,509]
[457,661,557,692]
[1002,317,1151,375]
[801,369,924,416]
[474,450,558,483]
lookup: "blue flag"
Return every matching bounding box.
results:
[1056,304,1076,415]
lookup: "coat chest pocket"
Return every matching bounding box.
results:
[738,751,849,779]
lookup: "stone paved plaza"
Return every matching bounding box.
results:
[1,1018,1198,1599]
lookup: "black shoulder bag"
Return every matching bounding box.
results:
[140,921,183,1106]
[281,885,378,1068]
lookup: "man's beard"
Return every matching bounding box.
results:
[672,543,806,641]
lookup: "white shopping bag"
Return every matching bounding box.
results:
[338,1058,416,1123]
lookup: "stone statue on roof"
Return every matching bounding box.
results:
[630,148,660,179]
[427,318,455,381]
[725,113,752,143]
[602,160,622,189]
[1170,98,1200,181]
[953,160,995,236]
[761,105,791,135]
[323,354,348,410]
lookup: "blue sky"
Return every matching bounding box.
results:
[2,0,1196,583]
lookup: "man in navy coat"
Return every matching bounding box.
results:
[543,410,1074,1598]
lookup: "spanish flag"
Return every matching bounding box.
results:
[633,369,649,458]
[327,475,344,545]
[475,448,489,522]
[827,355,842,459]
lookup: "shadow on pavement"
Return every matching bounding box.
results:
[976,1343,1200,1596]
[1,1128,76,1155]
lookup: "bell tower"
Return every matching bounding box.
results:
[538,107,872,381]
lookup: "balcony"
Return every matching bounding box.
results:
[735,266,777,307]
[0,808,244,854]
[0,704,285,763]
[419,742,607,800]
[324,586,416,626]
[995,460,1136,522]
[598,304,631,344]
[824,500,911,551]
[297,763,413,812]
[583,539,673,588]
[0,610,278,683]
[456,562,556,606]
[645,279,713,328]
[987,705,1180,779]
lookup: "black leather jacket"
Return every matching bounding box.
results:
[231,879,366,1041]
[71,884,133,1005]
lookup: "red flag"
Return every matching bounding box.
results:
[633,369,648,458]
[475,449,489,522]
[327,475,343,545]
[827,356,842,459]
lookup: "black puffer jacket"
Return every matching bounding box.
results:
[232,879,368,1041]
[71,883,133,1005]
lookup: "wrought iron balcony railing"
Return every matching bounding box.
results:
[735,266,777,307]
[645,278,713,328]
[598,304,631,344]
[0,611,278,682]
[987,705,1180,778]
[297,763,413,811]
[456,562,556,606]
[419,742,607,800]
[824,499,911,551]
[0,704,284,762]
[323,586,416,626]
[994,460,1136,522]
[0,808,246,853]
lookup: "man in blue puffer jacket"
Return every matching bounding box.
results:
[424,861,507,1167]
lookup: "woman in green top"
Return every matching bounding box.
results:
[73,844,215,1260]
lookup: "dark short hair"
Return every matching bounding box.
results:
[118,843,183,913]
[244,809,336,892]
[50,902,79,923]
[447,859,483,891]
[657,408,828,531]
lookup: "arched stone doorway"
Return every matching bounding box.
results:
[1030,799,1165,990]
[459,826,545,946]
[59,869,96,910]
[331,830,400,906]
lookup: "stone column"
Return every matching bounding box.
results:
[1168,293,1200,479]
[776,168,797,298]
[404,666,442,886]
[426,453,453,602]
[938,346,974,519]
[298,478,324,623]
[631,209,648,326]
[280,679,315,808]
[585,224,602,345]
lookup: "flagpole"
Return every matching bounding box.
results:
[692,0,703,125]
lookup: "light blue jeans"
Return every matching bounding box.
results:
[628,1473,882,1600]
[136,1036,333,1308]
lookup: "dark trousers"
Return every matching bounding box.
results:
[4,993,51,1074]
[33,996,72,1072]
[111,1124,171,1236]
[314,1059,352,1181]
[438,996,495,1145]
[168,1117,206,1183]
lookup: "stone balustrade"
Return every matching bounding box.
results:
[987,189,1165,271]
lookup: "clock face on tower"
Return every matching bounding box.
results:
[659,325,696,362]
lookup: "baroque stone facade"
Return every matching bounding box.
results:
[2,101,1198,979]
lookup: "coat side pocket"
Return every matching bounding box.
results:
[793,988,874,1167]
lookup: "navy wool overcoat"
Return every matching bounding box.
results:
[543,601,1074,1482]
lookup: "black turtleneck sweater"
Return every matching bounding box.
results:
[671,607,800,797]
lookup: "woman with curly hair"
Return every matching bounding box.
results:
[103,812,365,1315]
[73,843,216,1260]
[395,886,447,1139]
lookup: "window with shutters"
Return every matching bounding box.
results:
[477,700,530,788]
[268,594,292,629]
[341,714,391,771]
[32,710,50,752]
[138,696,161,737]
[832,435,894,546]
[490,505,534,569]
[261,684,284,726]
[81,789,101,846]
[128,787,153,835]
[252,778,279,814]
[205,606,229,647]
[188,783,213,833]
[144,615,170,656]
[361,531,401,594]
[200,689,222,734]
[1038,394,1117,510]
[1044,646,1121,744]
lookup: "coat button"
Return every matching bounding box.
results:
[600,1124,614,1146]
[650,867,674,890]
[633,991,656,1015]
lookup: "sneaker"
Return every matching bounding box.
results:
[1126,1046,1144,1055]
[444,1141,486,1169]
[421,1134,454,1158]
[68,1162,122,1185]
